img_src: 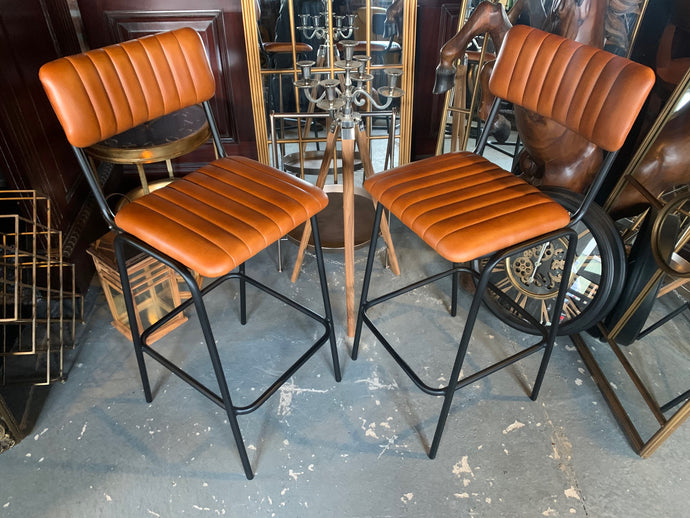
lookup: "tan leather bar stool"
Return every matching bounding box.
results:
[352,25,655,459]
[39,28,341,480]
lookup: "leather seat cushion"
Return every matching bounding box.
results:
[263,41,313,54]
[364,151,571,263]
[114,156,328,277]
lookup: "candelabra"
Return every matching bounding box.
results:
[297,12,357,42]
[294,40,403,136]
[295,2,355,67]
[290,39,404,337]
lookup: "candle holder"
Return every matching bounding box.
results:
[290,40,405,337]
[295,40,403,138]
[297,12,357,43]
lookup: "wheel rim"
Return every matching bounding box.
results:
[478,187,627,336]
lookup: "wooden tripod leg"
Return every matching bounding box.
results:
[342,137,356,336]
[355,126,400,276]
[291,126,339,283]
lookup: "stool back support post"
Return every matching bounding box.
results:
[72,146,118,229]
[354,25,655,458]
[39,28,340,480]
[472,96,501,156]
[202,100,227,159]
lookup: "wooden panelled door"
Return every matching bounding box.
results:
[0,0,104,293]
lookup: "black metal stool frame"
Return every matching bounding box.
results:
[350,84,630,457]
[347,22,656,460]
[352,202,578,458]
[71,100,342,480]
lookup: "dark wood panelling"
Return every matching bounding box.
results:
[411,1,460,161]
[0,0,82,227]
[0,0,107,293]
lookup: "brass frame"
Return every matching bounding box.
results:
[0,190,83,386]
[575,68,690,458]
[435,0,480,155]
[241,0,416,166]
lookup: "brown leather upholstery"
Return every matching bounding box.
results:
[489,25,655,152]
[263,41,313,54]
[365,25,655,263]
[39,28,216,149]
[115,157,326,277]
[365,152,570,263]
[39,28,340,481]
[339,41,402,54]
[39,28,328,278]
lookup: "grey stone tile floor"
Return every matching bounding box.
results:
[1,216,688,518]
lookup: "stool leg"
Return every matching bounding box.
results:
[114,234,153,403]
[530,228,578,400]
[312,215,342,381]
[185,269,254,480]
[429,264,491,459]
[451,264,459,317]
[355,125,400,276]
[291,126,339,283]
[352,204,384,360]
[277,72,286,157]
[342,137,357,337]
[239,262,247,325]
[135,164,150,195]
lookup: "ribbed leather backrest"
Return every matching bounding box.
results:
[489,25,655,152]
[39,28,216,148]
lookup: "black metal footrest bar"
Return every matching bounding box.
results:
[142,330,331,416]
[141,271,331,346]
[362,267,458,311]
[361,311,548,397]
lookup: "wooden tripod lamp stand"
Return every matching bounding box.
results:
[290,41,404,336]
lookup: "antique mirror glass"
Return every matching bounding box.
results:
[242,0,415,171]
[578,67,690,456]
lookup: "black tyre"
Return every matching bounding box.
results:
[603,205,681,345]
[476,187,627,336]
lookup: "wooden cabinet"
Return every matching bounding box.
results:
[0,0,104,293]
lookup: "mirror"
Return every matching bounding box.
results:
[242,0,415,172]
[578,66,690,457]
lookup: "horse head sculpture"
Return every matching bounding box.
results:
[432,0,687,213]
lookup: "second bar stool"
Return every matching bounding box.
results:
[352,25,655,459]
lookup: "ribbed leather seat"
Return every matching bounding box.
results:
[115,156,327,278]
[263,41,313,54]
[365,151,570,263]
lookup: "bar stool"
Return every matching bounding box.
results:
[352,26,655,458]
[40,27,341,480]
[263,41,317,146]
